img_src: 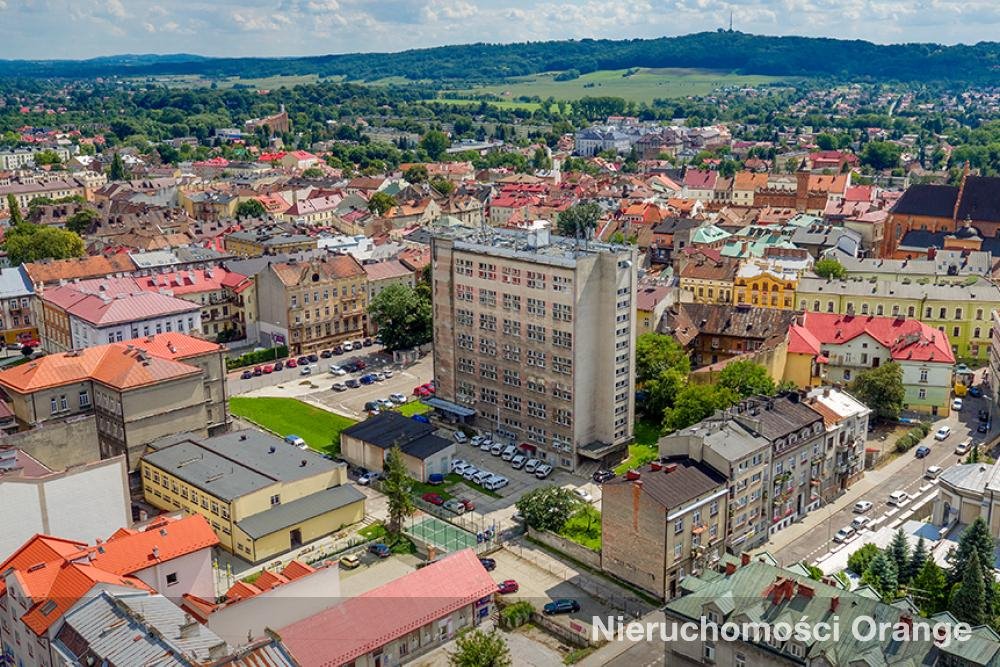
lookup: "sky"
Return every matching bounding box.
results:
[0,0,997,60]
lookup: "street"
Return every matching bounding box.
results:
[772,390,997,565]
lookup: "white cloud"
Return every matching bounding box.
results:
[105,0,126,18]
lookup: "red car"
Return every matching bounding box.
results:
[497,580,519,594]
[262,364,274,374]
[252,366,263,376]
[414,386,432,397]
[421,493,445,506]
[459,498,475,511]
[286,358,298,368]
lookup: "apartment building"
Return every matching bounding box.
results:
[431,225,637,472]
[601,459,728,600]
[805,386,871,494]
[991,310,1000,408]
[134,266,255,342]
[0,333,227,467]
[0,177,85,213]
[224,229,317,256]
[0,146,71,170]
[256,255,368,355]
[140,430,365,563]
[0,266,38,346]
[658,418,772,552]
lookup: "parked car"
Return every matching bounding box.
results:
[934,426,952,440]
[329,365,347,375]
[262,364,273,374]
[888,490,910,506]
[414,385,432,397]
[458,498,475,511]
[300,365,312,376]
[853,500,873,513]
[501,445,517,461]
[333,345,344,355]
[543,599,580,615]
[970,386,984,397]
[252,366,263,376]
[462,466,480,481]
[372,372,385,382]
[511,455,527,469]
[479,440,493,452]
[534,464,553,479]
[390,393,406,404]
[524,458,540,473]
[240,370,253,379]
[952,397,964,411]
[320,349,333,359]
[497,579,519,594]
[979,422,990,433]
[284,434,306,448]
[593,470,615,484]
[851,516,872,530]
[427,473,445,485]
[357,471,380,486]
[332,382,348,392]
[369,543,391,558]
[443,499,466,515]
[412,415,430,424]
[286,358,298,368]
[490,442,504,456]
[343,342,354,352]
[353,359,367,370]
[339,554,360,569]
[925,465,944,479]
[359,374,376,385]
[297,356,309,365]
[378,398,395,409]
[307,353,319,363]
[453,430,468,443]
[345,378,361,389]
[479,557,496,571]
[383,369,394,378]
[915,446,931,458]
[363,337,373,347]
[484,475,508,491]
[573,488,594,503]
[473,470,493,485]
[364,401,381,412]
[955,439,972,455]
[979,409,990,422]
[452,462,471,476]
[833,527,855,543]
[421,492,445,506]
[273,360,283,371]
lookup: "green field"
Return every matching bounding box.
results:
[132,74,328,89]
[461,68,785,104]
[428,98,544,112]
[229,396,355,454]
[396,401,431,417]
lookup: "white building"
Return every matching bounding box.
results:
[805,386,871,494]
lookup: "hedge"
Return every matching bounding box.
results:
[226,345,289,371]
[894,422,931,453]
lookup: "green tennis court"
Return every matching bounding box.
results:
[404,516,478,553]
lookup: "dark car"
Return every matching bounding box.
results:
[479,558,496,571]
[364,401,381,412]
[970,386,984,397]
[354,359,367,370]
[297,356,308,365]
[359,374,376,385]
[333,344,345,355]
[543,599,580,615]
[307,353,319,363]
[369,543,391,558]
[915,446,931,458]
[979,409,990,422]
[592,469,615,484]
[363,337,373,347]
[252,366,263,376]
[979,422,990,433]
[274,360,284,371]
[497,580,519,594]
[240,370,253,379]
[345,378,361,389]
[320,349,333,359]
[412,414,431,424]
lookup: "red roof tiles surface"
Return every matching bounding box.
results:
[789,312,955,364]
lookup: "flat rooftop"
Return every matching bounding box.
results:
[433,226,631,268]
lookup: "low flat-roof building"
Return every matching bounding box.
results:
[340,412,455,481]
[141,429,365,563]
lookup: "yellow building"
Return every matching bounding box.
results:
[224,229,317,257]
[141,430,365,564]
[733,263,799,309]
[677,254,739,304]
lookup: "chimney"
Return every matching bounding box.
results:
[179,614,200,638]
[725,562,737,576]
[152,547,159,559]
[208,642,228,661]
[740,553,751,567]
[830,596,839,613]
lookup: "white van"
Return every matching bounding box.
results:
[484,475,509,491]
[888,490,910,506]
[473,470,493,485]
[501,445,517,461]
[490,442,504,456]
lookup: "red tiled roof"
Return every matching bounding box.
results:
[790,312,955,363]
[23,255,136,285]
[279,550,496,667]
[120,332,224,360]
[87,515,219,576]
[683,169,717,189]
[136,267,248,296]
[362,260,413,282]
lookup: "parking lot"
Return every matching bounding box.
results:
[229,350,435,420]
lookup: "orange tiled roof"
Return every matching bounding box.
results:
[121,332,224,361]
[271,255,366,286]
[88,514,219,576]
[0,339,205,393]
[22,255,136,285]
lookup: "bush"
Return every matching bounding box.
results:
[226,345,289,370]
[499,601,534,629]
[894,425,928,453]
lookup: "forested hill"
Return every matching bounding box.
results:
[1,32,998,84]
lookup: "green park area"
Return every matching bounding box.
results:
[229,397,355,455]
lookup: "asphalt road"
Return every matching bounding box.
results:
[773,392,997,565]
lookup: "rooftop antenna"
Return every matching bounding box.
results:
[729,10,733,31]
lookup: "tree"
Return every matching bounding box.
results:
[302,166,324,179]
[109,152,128,181]
[449,628,511,667]
[848,543,881,575]
[888,528,911,584]
[814,257,847,279]
[912,559,949,615]
[420,130,450,160]
[382,446,414,535]
[556,202,602,237]
[950,549,989,626]
[4,224,86,265]
[430,176,455,196]
[815,133,837,151]
[515,486,579,532]
[908,536,929,584]
[367,191,397,217]
[717,360,775,399]
[403,165,428,183]
[636,332,690,385]
[367,283,432,352]
[662,384,738,432]
[862,550,898,599]
[66,208,98,235]
[235,199,267,219]
[6,194,22,226]
[643,369,687,421]
[850,362,905,421]
[33,149,62,166]
[861,141,903,171]
[532,147,552,171]
[949,516,996,613]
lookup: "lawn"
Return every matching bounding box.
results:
[614,420,662,474]
[396,401,431,417]
[410,477,456,502]
[559,506,602,551]
[229,397,356,454]
[463,67,786,104]
[357,522,416,554]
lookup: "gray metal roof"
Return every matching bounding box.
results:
[0,266,33,299]
[797,275,1000,302]
[236,484,365,539]
[144,430,340,502]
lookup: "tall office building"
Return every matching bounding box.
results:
[431,224,637,472]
